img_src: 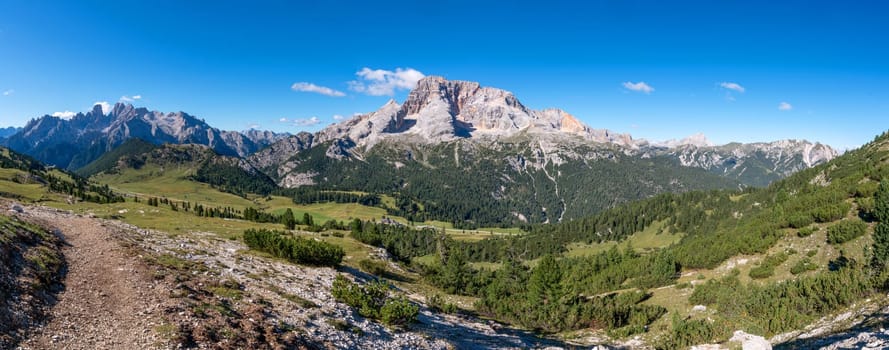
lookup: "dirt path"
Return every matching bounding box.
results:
[18,207,172,350]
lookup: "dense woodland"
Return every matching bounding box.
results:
[266,140,741,227]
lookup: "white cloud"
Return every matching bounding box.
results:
[622,81,654,94]
[332,114,345,121]
[291,82,346,97]
[94,101,112,114]
[348,67,425,96]
[120,94,143,102]
[778,102,793,111]
[293,116,320,127]
[2,89,13,96]
[51,111,77,120]
[719,82,745,93]
[246,123,260,129]
[279,117,288,122]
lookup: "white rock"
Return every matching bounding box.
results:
[730,330,772,350]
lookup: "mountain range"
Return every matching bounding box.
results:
[1,103,287,170]
[2,76,837,225]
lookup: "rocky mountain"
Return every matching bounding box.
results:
[244,76,838,226]
[1,103,287,170]
[0,127,21,140]
[660,139,838,186]
[313,76,636,148]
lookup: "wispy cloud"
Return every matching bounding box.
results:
[349,67,425,96]
[51,111,77,119]
[291,82,346,97]
[622,81,654,94]
[294,116,320,126]
[246,123,260,129]
[332,114,345,121]
[778,102,793,111]
[120,94,142,102]
[120,95,142,103]
[281,116,321,127]
[719,82,745,93]
[2,89,13,96]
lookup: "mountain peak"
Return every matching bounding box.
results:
[316,76,640,147]
[90,103,107,116]
[658,133,713,148]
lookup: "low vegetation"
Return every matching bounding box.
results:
[243,228,344,267]
[330,275,419,326]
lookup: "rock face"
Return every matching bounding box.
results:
[315,75,637,147]
[254,76,837,190]
[2,103,287,170]
[661,139,838,186]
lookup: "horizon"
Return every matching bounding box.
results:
[1,1,887,150]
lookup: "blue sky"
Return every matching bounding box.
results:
[0,0,887,150]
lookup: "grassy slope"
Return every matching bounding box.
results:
[5,133,887,346]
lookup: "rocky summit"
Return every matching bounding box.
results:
[249,76,837,190]
[2,102,287,170]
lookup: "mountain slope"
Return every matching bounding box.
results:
[662,139,838,186]
[2,103,287,170]
[74,138,160,177]
[93,142,278,198]
[249,76,835,226]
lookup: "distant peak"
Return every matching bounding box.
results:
[90,103,106,116]
[680,133,712,147]
[658,132,713,148]
[110,102,136,117]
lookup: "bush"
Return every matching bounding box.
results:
[790,258,818,275]
[797,226,816,237]
[788,215,814,229]
[359,259,388,276]
[748,253,789,279]
[656,314,728,350]
[813,203,851,223]
[380,297,419,326]
[243,229,344,267]
[427,293,458,314]
[331,275,419,326]
[826,219,867,244]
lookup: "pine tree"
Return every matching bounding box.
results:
[282,208,296,230]
[872,180,889,271]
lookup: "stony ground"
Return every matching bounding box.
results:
[7,203,586,349]
[16,206,173,350]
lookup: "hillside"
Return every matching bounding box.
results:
[397,129,889,347]
[75,138,160,177]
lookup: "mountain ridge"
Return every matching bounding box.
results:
[2,103,288,170]
[252,76,836,190]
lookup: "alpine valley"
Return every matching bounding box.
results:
[6,77,889,350]
[3,77,837,227]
